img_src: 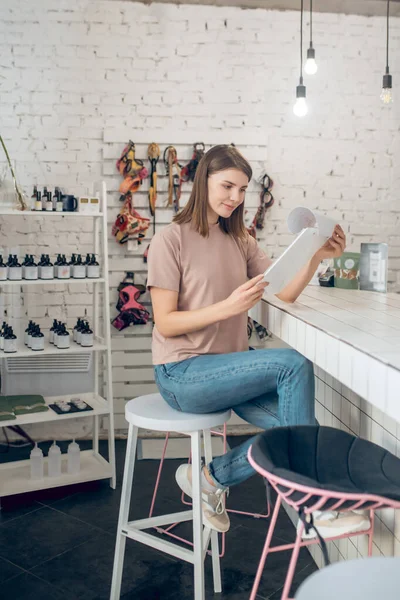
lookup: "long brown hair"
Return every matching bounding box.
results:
[173,145,252,239]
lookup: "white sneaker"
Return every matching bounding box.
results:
[298,509,370,540]
[175,464,230,533]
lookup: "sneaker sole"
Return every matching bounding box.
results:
[300,517,371,540]
[175,465,229,533]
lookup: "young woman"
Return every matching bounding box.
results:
[147,145,349,534]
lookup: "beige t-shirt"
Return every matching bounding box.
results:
[147,221,271,365]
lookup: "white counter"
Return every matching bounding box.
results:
[252,286,400,424]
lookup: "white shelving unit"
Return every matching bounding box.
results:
[0,182,116,497]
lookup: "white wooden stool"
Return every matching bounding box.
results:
[110,393,231,600]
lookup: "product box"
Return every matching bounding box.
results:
[333,252,360,289]
[359,243,388,293]
[78,196,100,214]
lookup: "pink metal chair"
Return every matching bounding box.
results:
[247,425,400,600]
[148,422,271,557]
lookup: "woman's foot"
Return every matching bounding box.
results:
[175,464,230,533]
[298,509,370,540]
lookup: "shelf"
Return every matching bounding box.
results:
[0,210,103,217]
[0,277,105,287]
[0,338,107,358]
[0,450,112,497]
[0,392,110,428]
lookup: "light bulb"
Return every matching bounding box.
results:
[381,87,393,104]
[293,97,308,117]
[381,72,393,104]
[305,57,318,75]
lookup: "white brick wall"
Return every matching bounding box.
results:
[1,1,400,437]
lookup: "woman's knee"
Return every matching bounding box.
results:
[285,349,314,376]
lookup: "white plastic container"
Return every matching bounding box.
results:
[24,265,38,280]
[0,265,7,280]
[48,441,62,477]
[81,330,93,347]
[30,443,44,480]
[4,335,17,353]
[67,440,81,475]
[8,266,22,280]
[39,265,54,280]
[31,333,45,351]
[87,264,100,278]
[72,264,86,279]
[56,264,70,279]
[57,331,70,349]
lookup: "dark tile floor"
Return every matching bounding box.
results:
[0,436,317,599]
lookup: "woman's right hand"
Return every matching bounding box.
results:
[224,274,269,318]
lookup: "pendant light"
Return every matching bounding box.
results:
[380,0,393,104]
[293,0,308,117]
[304,0,318,75]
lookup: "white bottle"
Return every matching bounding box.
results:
[48,441,62,477]
[67,439,80,475]
[30,442,44,480]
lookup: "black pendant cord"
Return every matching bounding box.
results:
[386,0,390,73]
[300,0,304,83]
[310,0,313,46]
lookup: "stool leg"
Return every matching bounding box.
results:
[191,431,205,600]
[203,428,222,594]
[149,432,170,518]
[110,424,138,600]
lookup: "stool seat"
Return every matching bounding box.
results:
[125,393,231,432]
[296,557,400,600]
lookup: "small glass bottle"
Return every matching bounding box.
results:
[31,185,38,211]
[0,255,7,280]
[35,190,42,212]
[48,441,62,478]
[53,187,59,211]
[42,186,48,211]
[45,192,53,212]
[30,443,44,480]
[56,192,63,212]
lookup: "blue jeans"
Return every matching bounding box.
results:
[154,348,315,489]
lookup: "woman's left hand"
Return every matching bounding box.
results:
[314,224,346,261]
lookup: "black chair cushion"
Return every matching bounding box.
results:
[251,426,400,510]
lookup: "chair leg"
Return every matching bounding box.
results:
[368,509,375,557]
[203,428,222,593]
[280,520,304,600]
[191,431,205,600]
[250,495,282,600]
[110,424,139,600]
